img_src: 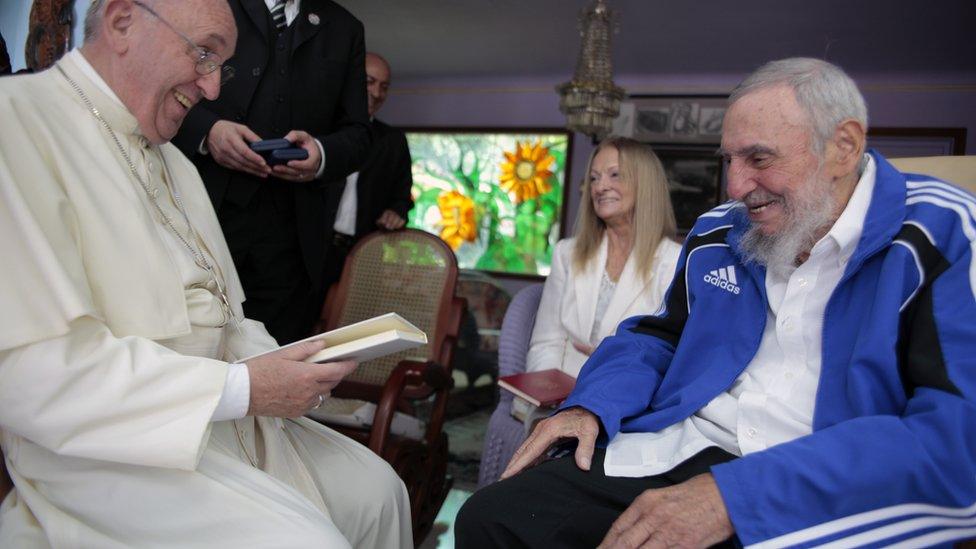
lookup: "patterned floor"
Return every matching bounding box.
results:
[419,382,495,547]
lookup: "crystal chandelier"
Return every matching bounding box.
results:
[556,0,625,139]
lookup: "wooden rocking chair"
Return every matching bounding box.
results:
[310,229,464,546]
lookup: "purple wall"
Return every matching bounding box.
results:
[381,70,976,293]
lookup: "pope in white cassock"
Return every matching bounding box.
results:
[0,0,412,547]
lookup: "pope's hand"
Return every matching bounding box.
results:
[245,339,357,418]
[598,473,734,549]
[501,406,600,479]
[206,120,270,178]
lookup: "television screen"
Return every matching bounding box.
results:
[405,129,572,277]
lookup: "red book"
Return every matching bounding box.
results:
[498,369,576,408]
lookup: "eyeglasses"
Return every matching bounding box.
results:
[133,0,234,86]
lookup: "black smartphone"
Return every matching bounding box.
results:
[267,147,309,166]
[249,138,292,153]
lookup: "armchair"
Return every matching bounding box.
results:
[888,155,976,192]
[888,156,975,549]
[476,283,544,489]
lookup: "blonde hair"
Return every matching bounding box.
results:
[572,136,677,281]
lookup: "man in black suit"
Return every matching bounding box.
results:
[174,0,369,344]
[326,52,414,290]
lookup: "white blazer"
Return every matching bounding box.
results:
[527,235,682,378]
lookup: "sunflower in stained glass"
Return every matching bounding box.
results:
[436,190,477,250]
[500,141,555,203]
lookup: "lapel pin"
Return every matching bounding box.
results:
[308,13,320,25]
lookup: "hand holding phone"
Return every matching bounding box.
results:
[249,139,309,166]
[207,121,270,178]
[268,130,322,182]
[268,147,309,166]
[249,138,292,153]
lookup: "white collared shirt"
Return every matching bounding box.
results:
[333,171,359,236]
[604,156,877,477]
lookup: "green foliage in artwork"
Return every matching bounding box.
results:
[406,132,569,276]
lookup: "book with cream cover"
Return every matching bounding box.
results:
[237,312,427,364]
[498,368,576,408]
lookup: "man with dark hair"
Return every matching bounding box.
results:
[457,57,976,548]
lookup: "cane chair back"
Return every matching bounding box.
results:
[323,229,458,396]
[315,229,464,545]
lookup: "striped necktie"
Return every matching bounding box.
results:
[271,0,287,31]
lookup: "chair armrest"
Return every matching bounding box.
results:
[497,284,543,377]
[368,359,453,453]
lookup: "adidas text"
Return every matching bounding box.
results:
[704,266,741,295]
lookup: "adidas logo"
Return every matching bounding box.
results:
[704,266,741,295]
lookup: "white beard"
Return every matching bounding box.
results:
[737,172,837,276]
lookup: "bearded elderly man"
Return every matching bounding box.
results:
[457,57,976,548]
[0,1,410,547]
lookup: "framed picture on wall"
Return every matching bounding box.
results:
[614,95,728,145]
[612,96,729,232]
[655,147,726,232]
[867,127,967,158]
[403,128,573,279]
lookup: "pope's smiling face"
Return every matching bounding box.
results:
[124,0,236,144]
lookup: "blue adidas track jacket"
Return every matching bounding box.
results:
[561,151,976,547]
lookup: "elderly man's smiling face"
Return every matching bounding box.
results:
[719,84,848,270]
[123,0,237,144]
[720,84,825,237]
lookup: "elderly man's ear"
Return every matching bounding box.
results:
[102,0,138,54]
[825,119,867,180]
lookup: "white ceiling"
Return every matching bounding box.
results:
[335,0,976,80]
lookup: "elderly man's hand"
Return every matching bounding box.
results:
[501,406,600,479]
[598,473,734,549]
[207,120,271,178]
[245,339,357,418]
[376,209,406,230]
[572,340,595,356]
[271,130,322,182]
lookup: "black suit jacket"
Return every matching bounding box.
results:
[173,0,369,282]
[350,119,414,239]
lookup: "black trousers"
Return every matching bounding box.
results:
[218,184,316,344]
[455,447,737,549]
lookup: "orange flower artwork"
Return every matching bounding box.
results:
[499,141,555,203]
[436,190,477,250]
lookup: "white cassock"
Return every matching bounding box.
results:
[0,52,411,548]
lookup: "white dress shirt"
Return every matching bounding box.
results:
[333,171,359,235]
[604,156,877,477]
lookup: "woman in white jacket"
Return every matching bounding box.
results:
[527,137,681,378]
